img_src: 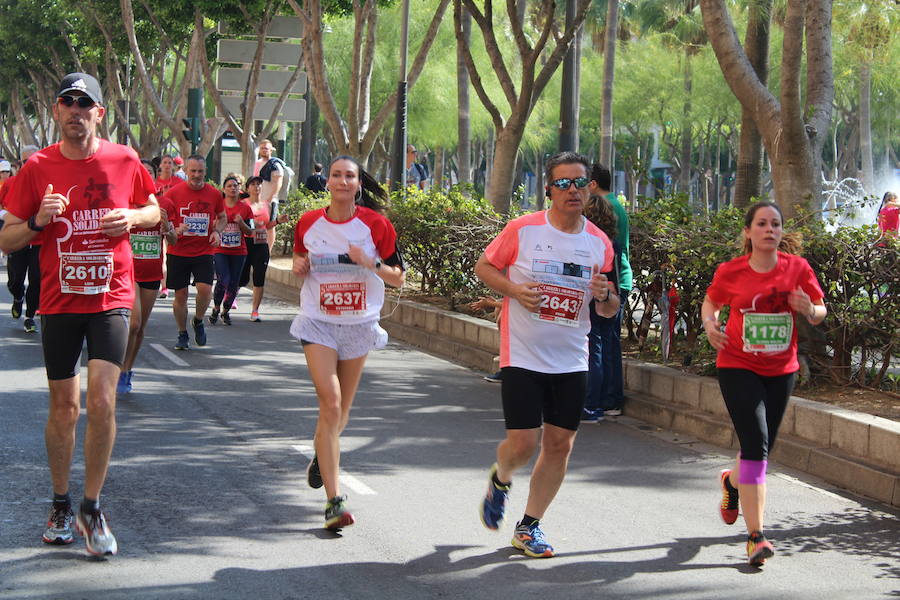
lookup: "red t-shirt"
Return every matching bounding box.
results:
[166,183,225,257]
[216,200,253,256]
[706,252,824,376]
[155,176,181,197]
[878,205,899,237]
[4,140,157,314]
[246,200,271,245]
[131,196,174,283]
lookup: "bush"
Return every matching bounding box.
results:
[273,188,330,256]
[389,185,506,308]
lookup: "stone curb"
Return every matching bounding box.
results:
[263,262,900,507]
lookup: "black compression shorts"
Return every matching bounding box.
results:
[40,309,131,380]
[500,367,587,431]
[166,254,215,289]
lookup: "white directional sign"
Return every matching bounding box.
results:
[218,96,306,123]
[218,40,302,66]
[217,67,307,95]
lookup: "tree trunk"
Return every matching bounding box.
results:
[733,0,772,208]
[456,8,472,186]
[486,127,525,213]
[599,0,619,167]
[858,61,874,193]
[434,146,445,190]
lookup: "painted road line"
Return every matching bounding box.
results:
[150,343,190,367]
[291,444,377,496]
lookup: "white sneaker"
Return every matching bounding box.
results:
[604,408,623,417]
[75,508,118,556]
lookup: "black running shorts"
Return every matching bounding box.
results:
[40,309,131,380]
[500,367,587,431]
[166,254,215,289]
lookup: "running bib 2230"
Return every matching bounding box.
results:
[184,215,209,236]
[742,312,792,353]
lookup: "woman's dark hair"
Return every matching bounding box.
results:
[222,175,241,188]
[245,175,263,188]
[584,194,618,239]
[741,201,802,255]
[141,159,156,178]
[328,155,387,213]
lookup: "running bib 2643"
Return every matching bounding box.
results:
[319,282,366,316]
[531,283,584,327]
[742,312,792,353]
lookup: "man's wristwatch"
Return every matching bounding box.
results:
[374,258,383,271]
[27,215,45,232]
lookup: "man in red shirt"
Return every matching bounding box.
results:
[164,155,226,350]
[0,72,160,556]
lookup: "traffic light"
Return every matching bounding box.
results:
[182,117,200,153]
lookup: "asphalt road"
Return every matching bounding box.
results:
[0,271,897,600]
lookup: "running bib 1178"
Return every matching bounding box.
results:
[531,283,584,327]
[130,232,160,259]
[742,312,792,353]
[319,281,366,316]
[59,251,114,295]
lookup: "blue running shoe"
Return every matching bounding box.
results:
[581,409,603,423]
[174,331,190,350]
[116,371,132,394]
[480,463,510,530]
[192,318,207,346]
[511,520,555,558]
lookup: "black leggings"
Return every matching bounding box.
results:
[239,242,269,288]
[7,244,40,318]
[718,368,796,461]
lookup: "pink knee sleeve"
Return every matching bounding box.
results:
[739,458,767,485]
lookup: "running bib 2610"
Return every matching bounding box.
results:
[531,283,584,327]
[319,282,366,316]
[59,252,114,295]
[742,312,792,353]
[130,232,161,259]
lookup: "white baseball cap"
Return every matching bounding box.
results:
[0,160,11,172]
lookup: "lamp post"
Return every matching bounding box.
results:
[390,0,411,192]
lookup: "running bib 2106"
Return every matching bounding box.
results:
[742,312,792,353]
[531,283,584,327]
[319,282,366,316]
[59,252,114,295]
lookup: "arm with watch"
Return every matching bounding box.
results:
[0,184,68,254]
[347,243,405,288]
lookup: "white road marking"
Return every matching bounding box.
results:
[291,444,377,496]
[150,343,190,367]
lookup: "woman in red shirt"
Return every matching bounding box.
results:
[877,191,898,240]
[702,201,826,567]
[210,175,253,325]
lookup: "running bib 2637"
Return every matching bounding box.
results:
[59,252,114,295]
[742,312,792,353]
[319,282,366,316]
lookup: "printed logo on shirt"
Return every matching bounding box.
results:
[532,259,591,279]
[311,253,360,273]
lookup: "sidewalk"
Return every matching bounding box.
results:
[264,261,900,508]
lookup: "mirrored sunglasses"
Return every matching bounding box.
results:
[58,95,96,109]
[549,177,589,190]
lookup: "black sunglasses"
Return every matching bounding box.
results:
[549,177,589,190]
[58,95,96,109]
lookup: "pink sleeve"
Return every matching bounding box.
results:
[484,223,520,269]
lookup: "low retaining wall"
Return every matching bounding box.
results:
[264,262,900,507]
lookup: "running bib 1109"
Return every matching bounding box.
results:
[59,251,114,295]
[130,232,160,259]
[531,283,584,327]
[742,312,792,353]
[319,281,366,316]
[184,215,209,236]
